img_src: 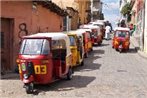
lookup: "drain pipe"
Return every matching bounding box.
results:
[142,0,146,51]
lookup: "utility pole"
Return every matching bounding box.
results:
[91,0,93,22]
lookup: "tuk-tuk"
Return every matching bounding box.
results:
[112,27,130,52]
[93,22,106,39]
[82,25,102,45]
[17,33,73,93]
[66,31,84,66]
[79,28,93,51]
[76,29,93,58]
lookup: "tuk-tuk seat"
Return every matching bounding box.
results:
[52,49,66,61]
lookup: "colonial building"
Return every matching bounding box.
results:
[0,0,67,73]
[75,0,91,24]
[120,0,146,55]
[129,0,145,51]
[52,0,79,30]
[91,0,104,21]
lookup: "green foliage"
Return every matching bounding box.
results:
[121,3,131,16]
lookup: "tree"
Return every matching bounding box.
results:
[121,3,132,22]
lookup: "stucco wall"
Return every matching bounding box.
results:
[31,4,63,33]
[144,0,147,53]
[1,1,63,70]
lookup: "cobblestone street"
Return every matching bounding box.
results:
[1,39,147,98]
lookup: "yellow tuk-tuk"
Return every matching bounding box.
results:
[66,31,84,66]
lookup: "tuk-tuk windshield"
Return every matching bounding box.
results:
[115,31,129,37]
[20,39,50,55]
[92,29,98,36]
[69,36,76,46]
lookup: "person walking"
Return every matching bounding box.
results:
[105,25,111,40]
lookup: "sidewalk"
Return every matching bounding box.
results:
[1,71,19,79]
[130,36,147,59]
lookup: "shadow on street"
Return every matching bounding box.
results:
[33,49,103,94]
[1,72,20,80]
[74,49,104,72]
[127,48,137,53]
[34,75,95,94]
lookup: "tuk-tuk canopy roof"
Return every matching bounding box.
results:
[95,19,106,23]
[23,32,71,56]
[79,28,92,32]
[66,30,77,35]
[82,24,100,29]
[76,29,87,34]
[114,27,130,31]
[25,32,69,40]
[89,21,104,26]
[66,30,83,38]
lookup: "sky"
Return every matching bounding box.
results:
[102,0,120,28]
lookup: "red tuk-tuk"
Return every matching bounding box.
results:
[82,25,102,45]
[17,33,73,93]
[76,29,92,58]
[112,27,130,52]
[88,21,106,39]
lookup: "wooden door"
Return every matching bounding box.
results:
[1,18,13,73]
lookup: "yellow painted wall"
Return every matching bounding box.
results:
[76,0,91,24]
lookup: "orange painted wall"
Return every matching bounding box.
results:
[1,1,63,70]
[31,4,63,33]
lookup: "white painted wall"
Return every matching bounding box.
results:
[144,0,147,53]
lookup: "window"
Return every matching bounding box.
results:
[51,40,59,50]
[42,40,50,54]
[0,32,4,48]
[116,31,127,37]
[69,36,76,46]
[59,40,66,49]
[20,39,50,55]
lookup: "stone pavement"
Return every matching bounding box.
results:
[130,36,147,59]
[1,39,147,98]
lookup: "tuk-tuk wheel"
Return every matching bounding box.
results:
[98,41,102,46]
[119,49,122,53]
[25,83,34,94]
[67,68,72,80]
[80,60,84,66]
[91,48,93,51]
[85,53,88,58]
[98,43,101,46]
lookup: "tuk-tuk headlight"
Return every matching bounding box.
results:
[23,74,29,79]
[21,63,26,71]
[16,59,20,63]
[125,41,129,45]
[114,41,119,45]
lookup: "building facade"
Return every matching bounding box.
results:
[129,0,145,51]
[144,0,147,53]
[91,0,103,21]
[119,0,146,55]
[52,0,79,30]
[75,0,91,24]
[0,1,67,73]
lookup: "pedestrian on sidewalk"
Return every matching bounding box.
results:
[129,23,134,36]
[105,25,111,40]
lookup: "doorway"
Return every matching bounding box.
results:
[1,18,13,74]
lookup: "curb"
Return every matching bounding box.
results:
[138,50,147,59]
[130,37,147,59]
